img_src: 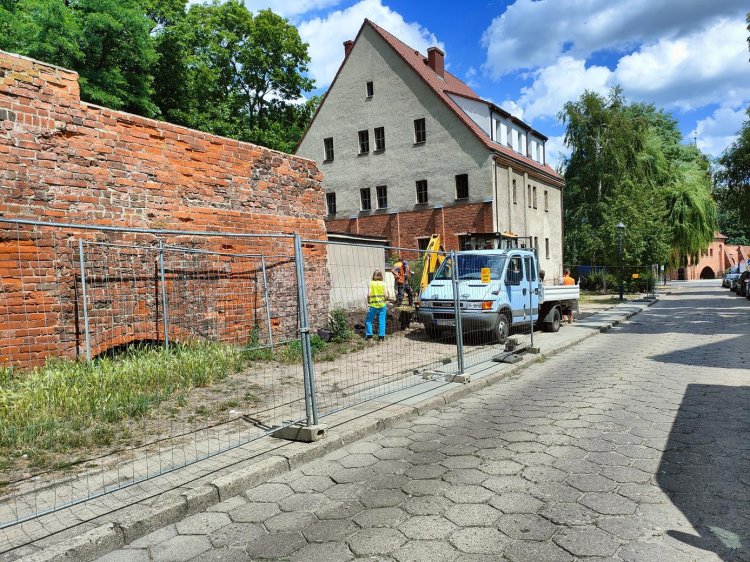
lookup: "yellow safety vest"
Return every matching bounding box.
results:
[368,280,386,308]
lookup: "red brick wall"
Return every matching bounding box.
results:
[666,235,750,280]
[327,202,494,251]
[0,51,329,368]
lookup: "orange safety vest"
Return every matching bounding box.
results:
[393,261,410,284]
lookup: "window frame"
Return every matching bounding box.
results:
[360,187,372,211]
[455,173,469,200]
[374,126,385,152]
[376,185,388,209]
[323,137,334,162]
[326,192,336,215]
[527,184,531,208]
[414,118,426,144]
[358,130,370,154]
[512,179,517,204]
[533,185,537,209]
[544,190,549,212]
[366,81,374,98]
[545,238,550,259]
[415,179,428,204]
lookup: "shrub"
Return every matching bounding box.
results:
[330,308,353,342]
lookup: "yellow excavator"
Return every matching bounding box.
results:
[419,234,446,293]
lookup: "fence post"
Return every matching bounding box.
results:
[260,255,274,354]
[78,239,92,364]
[294,234,319,426]
[158,240,170,350]
[450,251,465,375]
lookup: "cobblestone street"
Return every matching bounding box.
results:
[99,283,750,562]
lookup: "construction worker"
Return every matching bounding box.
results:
[561,268,576,323]
[365,270,387,341]
[392,256,414,307]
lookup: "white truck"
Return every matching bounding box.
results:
[417,249,579,342]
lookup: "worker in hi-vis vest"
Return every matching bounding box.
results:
[392,256,414,307]
[365,270,387,341]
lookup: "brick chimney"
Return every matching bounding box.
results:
[427,47,444,78]
[343,40,354,57]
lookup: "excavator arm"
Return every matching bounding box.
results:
[419,234,445,294]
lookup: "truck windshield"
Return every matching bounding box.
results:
[434,254,507,281]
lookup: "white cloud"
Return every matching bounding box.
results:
[482,0,747,78]
[509,18,750,127]
[513,56,611,121]
[612,18,750,111]
[691,105,747,157]
[298,0,442,89]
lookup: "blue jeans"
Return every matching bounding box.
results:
[365,306,386,337]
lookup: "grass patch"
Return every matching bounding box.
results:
[0,341,246,456]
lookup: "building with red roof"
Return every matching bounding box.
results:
[296,19,564,274]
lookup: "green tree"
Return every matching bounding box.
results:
[559,88,716,268]
[164,1,314,150]
[0,0,157,116]
[715,108,750,231]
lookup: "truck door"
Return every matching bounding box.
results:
[505,255,526,322]
[523,255,539,320]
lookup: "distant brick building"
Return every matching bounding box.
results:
[0,50,328,368]
[296,20,564,275]
[668,233,750,280]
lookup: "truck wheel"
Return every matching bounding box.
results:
[495,313,510,343]
[545,308,561,333]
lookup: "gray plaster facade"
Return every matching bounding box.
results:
[297,20,565,276]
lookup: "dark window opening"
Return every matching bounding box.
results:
[533,186,537,209]
[414,118,426,143]
[374,127,385,151]
[323,137,334,161]
[360,187,371,211]
[512,179,517,204]
[376,185,387,209]
[544,190,549,212]
[545,238,550,259]
[326,192,336,215]
[366,81,374,97]
[358,130,369,154]
[455,174,469,199]
[416,180,428,204]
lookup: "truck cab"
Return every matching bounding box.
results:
[418,249,540,342]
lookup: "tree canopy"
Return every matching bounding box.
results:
[0,0,315,152]
[715,107,750,244]
[559,88,716,268]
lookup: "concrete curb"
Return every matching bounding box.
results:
[17,299,656,561]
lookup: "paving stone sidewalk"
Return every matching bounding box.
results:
[95,283,750,561]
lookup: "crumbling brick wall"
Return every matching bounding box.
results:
[0,51,329,368]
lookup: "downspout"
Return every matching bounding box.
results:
[491,158,499,233]
[441,207,446,247]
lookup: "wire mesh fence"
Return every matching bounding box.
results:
[2,217,556,535]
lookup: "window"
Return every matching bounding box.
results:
[533,186,537,209]
[360,187,371,211]
[709,248,714,257]
[326,192,336,215]
[358,130,369,154]
[534,236,539,251]
[374,127,385,151]
[416,180,428,204]
[545,238,550,259]
[366,81,374,97]
[524,256,537,282]
[544,190,549,212]
[417,237,430,251]
[323,137,334,161]
[505,256,523,286]
[527,185,531,208]
[376,185,387,209]
[512,179,517,204]
[455,174,469,199]
[414,118,426,143]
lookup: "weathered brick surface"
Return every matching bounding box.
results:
[327,202,493,252]
[0,51,328,368]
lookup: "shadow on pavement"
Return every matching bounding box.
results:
[657,384,750,561]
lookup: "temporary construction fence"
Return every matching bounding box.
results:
[0,217,534,540]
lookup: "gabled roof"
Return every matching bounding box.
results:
[297,19,563,187]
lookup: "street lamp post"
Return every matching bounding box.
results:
[616,222,626,301]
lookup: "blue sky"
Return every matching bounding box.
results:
[241,0,749,167]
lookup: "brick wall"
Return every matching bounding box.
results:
[327,201,494,252]
[0,51,329,368]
